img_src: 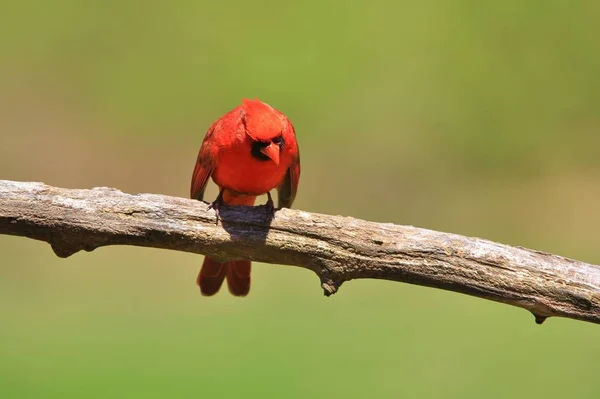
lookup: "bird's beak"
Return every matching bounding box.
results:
[260,143,280,166]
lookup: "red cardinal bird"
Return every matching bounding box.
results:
[190,99,300,296]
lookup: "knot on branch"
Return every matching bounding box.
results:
[320,277,342,296]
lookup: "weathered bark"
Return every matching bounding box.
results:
[1,179,599,324]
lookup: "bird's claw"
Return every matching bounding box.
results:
[208,190,225,225]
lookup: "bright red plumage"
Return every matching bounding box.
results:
[190,99,300,296]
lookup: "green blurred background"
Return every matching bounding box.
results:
[1,1,600,398]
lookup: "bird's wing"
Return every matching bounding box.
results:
[190,125,218,201]
[277,154,300,208]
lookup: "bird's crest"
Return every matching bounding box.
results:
[241,99,286,141]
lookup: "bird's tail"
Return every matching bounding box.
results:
[197,191,256,296]
[197,258,251,296]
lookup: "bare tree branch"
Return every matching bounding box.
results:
[1,179,599,324]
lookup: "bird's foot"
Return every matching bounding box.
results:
[208,189,225,225]
[265,192,276,221]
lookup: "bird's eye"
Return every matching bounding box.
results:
[272,135,284,147]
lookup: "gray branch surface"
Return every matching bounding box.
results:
[1,179,599,325]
